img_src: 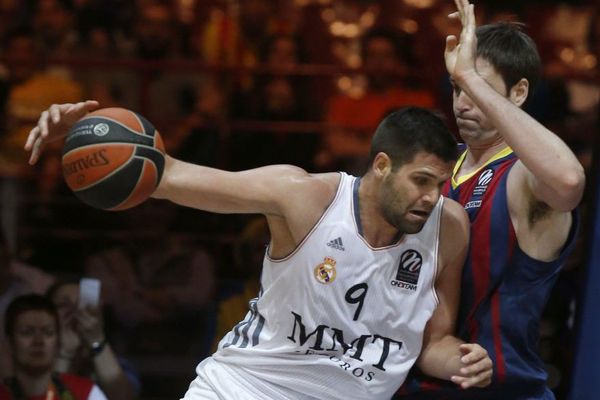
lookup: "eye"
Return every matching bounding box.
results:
[413,176,429,186]
[452,84,461,96]
[450,79,461,96]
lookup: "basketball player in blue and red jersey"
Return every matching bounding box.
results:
[397,1,585,399]
[26,101,494,398]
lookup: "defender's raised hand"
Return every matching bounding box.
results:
[445,0,477,82]
[24,100,99,165]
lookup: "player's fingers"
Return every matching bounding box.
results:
[458,343,476,357]
[459,356,493,377]
[473,368,493,387]
[68,100,99,119]
[459,344,488,363]
[24,126,40,151]
[466,4,476,32]
[451,375,478,388]
[456,368,493,389]
[49,103,63,124]
[29,138,44,165]
[38,110,50,138]
[460,0,471,14]
[82,99,100,111]
[445,36,458,53]
[453,0,463,16]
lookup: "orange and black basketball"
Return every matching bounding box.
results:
[61,107,165,211]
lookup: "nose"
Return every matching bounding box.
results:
[421,187,439,207]
[454,89,472,114]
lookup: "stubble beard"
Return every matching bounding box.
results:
[380,180,425,236]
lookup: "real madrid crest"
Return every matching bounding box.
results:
[314,257,337,284]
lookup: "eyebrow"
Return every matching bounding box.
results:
[412,171,439,179]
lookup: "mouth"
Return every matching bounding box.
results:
[456,115,478,125]
[408,210,430,220]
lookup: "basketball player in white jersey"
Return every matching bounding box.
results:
[26,104,492,399]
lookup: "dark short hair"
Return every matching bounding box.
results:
[476,22,541,95]
[4,294,59,339]
[367,107,458,170]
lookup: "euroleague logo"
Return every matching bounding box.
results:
[390,250,422,291]
[472,168,494,197]
[93,123,110,137]
[478,169,494,185]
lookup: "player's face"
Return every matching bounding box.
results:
[10,310,58,373]
[380,152,453,234]
[452,57,508,144]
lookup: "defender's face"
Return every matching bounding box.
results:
[452,58,508,144]
[10,310,58,373]
[380,152,453,234]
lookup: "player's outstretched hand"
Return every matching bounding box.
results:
[450,343,492,389]
[24,100,100,165]
[445,0,477,81]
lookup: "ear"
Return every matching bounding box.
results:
[509,78,529,107]
[372,152,392,179]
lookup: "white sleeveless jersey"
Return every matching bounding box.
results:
[211,172,443,399]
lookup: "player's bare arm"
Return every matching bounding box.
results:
[24,101,342,258]
[154,157,340,254]
[447,0,585,212]
[416,199,492,388]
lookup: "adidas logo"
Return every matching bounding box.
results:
[327,237,345,251]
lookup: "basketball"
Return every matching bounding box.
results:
[61,107,165,211]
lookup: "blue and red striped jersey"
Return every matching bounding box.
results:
[396,147,579,400]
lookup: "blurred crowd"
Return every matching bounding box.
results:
[0,0,598,399]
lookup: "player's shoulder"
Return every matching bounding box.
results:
[440,198,469,242]
[262,166,341,206]
[263,165,339,190]
[442,197,468,225]
[437,198,469,274]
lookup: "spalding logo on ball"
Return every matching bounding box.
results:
[61,108,165,211]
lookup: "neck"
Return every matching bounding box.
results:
[460,135,507,174]
[358,175,401,248]
[15,369,53,397]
